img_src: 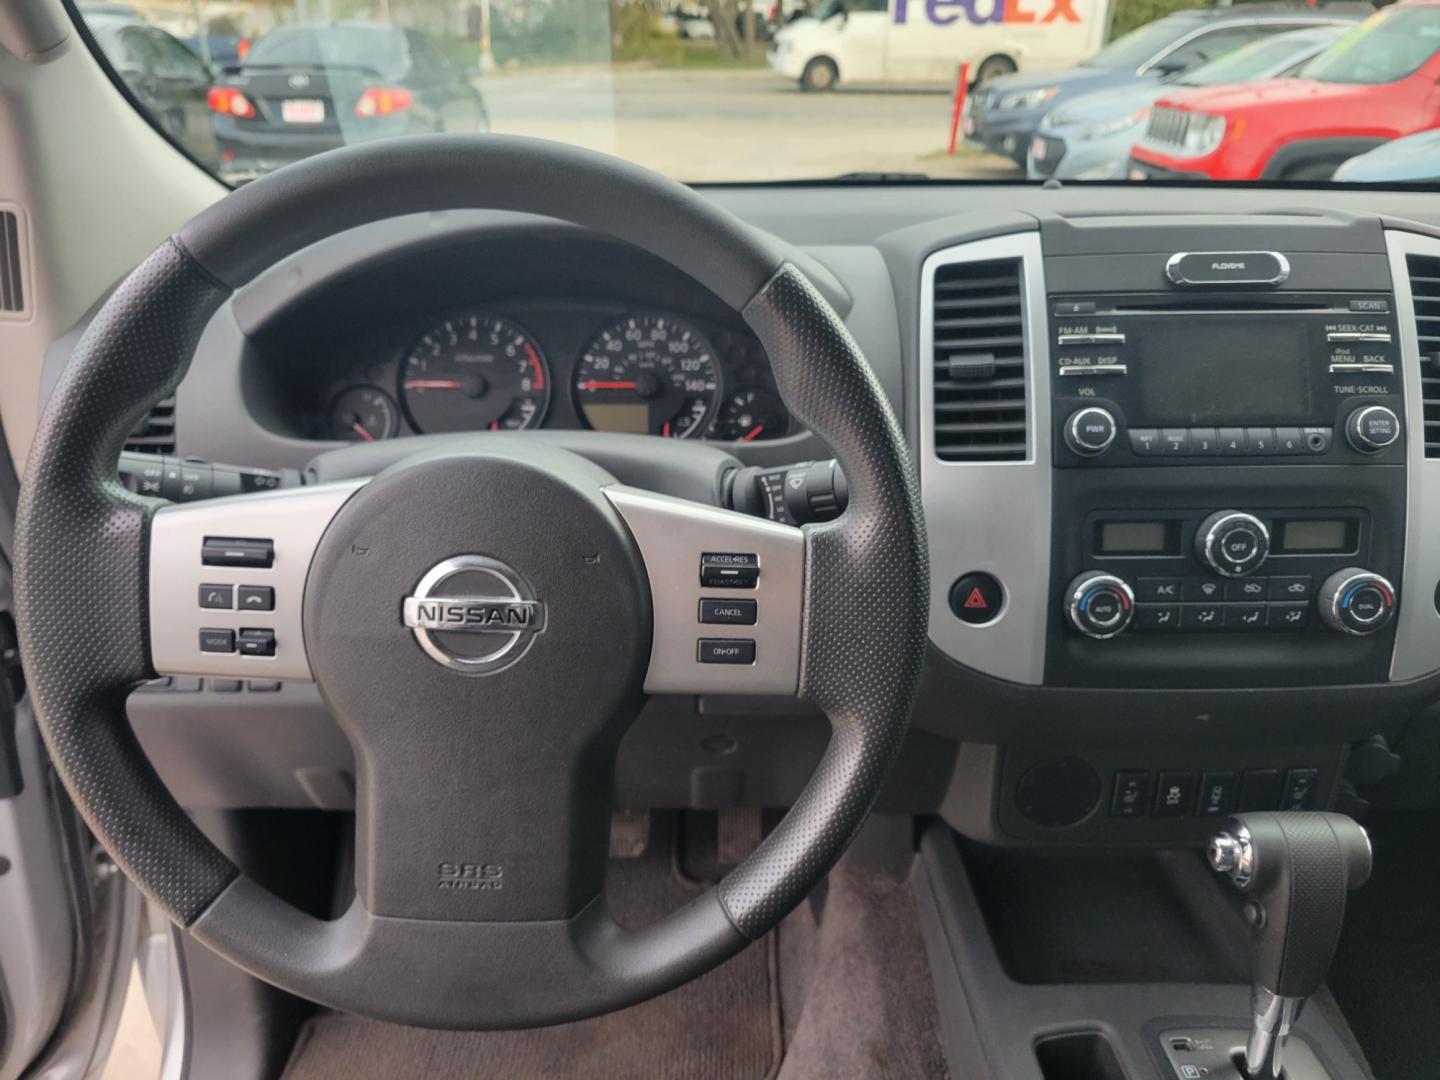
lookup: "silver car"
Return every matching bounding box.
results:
[1028,25,1350,182]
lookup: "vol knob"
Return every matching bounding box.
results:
[1195,510,1269,578]
[1318,568,1396,635]
[1065,407,1117,456]
[1065,572,1135,639]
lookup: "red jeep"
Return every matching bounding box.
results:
[1129,0,1440,181]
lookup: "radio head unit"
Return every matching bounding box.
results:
[1049,292,1403,465]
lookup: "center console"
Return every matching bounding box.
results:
[1047,279,1405,689]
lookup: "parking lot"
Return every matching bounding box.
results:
[481,67,1022,181]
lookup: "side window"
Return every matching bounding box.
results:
[149,31,209,81]
[1157,25,1273,73]
[118,27,161,72]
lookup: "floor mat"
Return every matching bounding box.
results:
[1328,811,1440,1080]
[283,819,781,1080]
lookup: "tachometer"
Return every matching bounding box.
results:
[401,314,550,433]
[329,386,401,442]
[574,315,720,438]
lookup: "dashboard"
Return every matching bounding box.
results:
[58,187,1440,851]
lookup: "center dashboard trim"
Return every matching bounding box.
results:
[920,232,1052,686]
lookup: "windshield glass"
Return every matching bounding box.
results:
[1300,8,1440,85]
[69,0,1440,186]
[1173,31,1326,86]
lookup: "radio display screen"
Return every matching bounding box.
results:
[1136,318,1314,425]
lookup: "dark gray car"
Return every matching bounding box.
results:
[965,3,1371,164]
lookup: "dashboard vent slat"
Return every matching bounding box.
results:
[931,257,1027,462]
[1408,254,1440,459]
[125,396,177,455]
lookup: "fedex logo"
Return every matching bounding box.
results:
[894,0,1080,24]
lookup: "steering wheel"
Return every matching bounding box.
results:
[13,136,927,1028]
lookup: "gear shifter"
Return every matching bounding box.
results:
[1208,812,1372,1080]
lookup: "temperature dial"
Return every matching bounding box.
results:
[1195,510,1269,578]
[1318,569,1397,636]
[1065,572,1135,639]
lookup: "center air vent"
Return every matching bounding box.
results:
[1407,254,1440,458]
[125,397,176,454]
[931,257,1027,461]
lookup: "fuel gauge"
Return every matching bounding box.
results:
[713,387,789,442]
[330,386,401,442]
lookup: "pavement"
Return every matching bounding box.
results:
[479,67,1021,182]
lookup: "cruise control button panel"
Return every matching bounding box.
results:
[699,552,760,589]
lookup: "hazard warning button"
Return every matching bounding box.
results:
[948,572,1004,625]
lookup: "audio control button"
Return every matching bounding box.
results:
[1245,426,1276,455]
[1189,427,1219,455]
[1160,428,1189,455]
[1065,407,1117,456]
[1129,428,1160,456]
[1218,427,1246,455]
[1346,405,1401,453]
[1275,427,1306,454]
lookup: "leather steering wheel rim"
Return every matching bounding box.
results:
[13,134,928,1028]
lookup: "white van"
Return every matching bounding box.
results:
[767,0,1112,90]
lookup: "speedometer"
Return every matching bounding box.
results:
[401,313,550,433]
[573,315,720,438]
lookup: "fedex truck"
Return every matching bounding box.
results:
[767,0,1113,90]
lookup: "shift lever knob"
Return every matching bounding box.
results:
[1209,811,1371,997]
[1209,812,1371,1079]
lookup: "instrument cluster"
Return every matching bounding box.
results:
[312,301,795,445]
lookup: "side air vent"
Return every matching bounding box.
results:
[931,257,1027,461]
[1407,254,1440,458]
[125,397,176,454]
[0,209,25,316]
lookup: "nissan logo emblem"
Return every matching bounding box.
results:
[402,555,546,674]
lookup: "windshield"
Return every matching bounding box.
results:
[1173,31,1329,86]
[68,0,1440,186]
[1300,8,1440,85]
[1083,19,1188,71]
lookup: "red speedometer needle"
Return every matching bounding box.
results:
[740,425,765,443]
[404,379,464,390]
[578,380,638,391]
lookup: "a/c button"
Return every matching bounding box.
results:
[699,598,758,625]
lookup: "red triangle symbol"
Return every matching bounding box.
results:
[963,587,989,610]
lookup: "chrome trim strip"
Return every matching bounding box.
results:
[1387,230,1440,681]
[920,232,1051,686]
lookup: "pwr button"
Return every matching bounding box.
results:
[948,572,1004,625]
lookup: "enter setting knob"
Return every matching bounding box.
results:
[1346,405,1401,453]
[1318,568,1397,635]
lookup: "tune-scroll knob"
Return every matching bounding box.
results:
[1064,407,1118,456]
[1065,572,1135,639]
[1318,568,1397,636]
[1195,510,1270,578]
[1346,405,1401,454]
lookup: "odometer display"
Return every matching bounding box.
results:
[401,313,550,433]
[574,315,720,438]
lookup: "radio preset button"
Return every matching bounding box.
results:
[1160,428,1188,455]
[1189,427,1219,455]
[1275,427,1306,454]
[1129,428,1160,455]
[1245,427,1276,454]
[1346,405,1401,453]
[1065,407,1118,456]
[1218,427,1246,455]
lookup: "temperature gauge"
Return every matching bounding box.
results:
[329,386,401,442]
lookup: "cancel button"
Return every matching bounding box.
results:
[698,638,757,665]
[699,598,758,625]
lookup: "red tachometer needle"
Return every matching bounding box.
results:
[578,380,638,391]
[405,379,464,390]
[740,425,765,443]
[351,422,375,443]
